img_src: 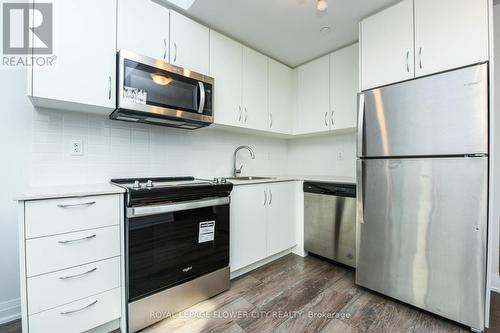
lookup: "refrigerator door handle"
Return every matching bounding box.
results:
[357,159,364,224]
[357,93,365,157]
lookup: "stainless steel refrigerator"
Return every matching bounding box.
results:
[356,63,488,331]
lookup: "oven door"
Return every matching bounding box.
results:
[116,50,214,125]
[126,197,229,302]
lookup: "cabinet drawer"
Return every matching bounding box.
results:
[28,287,121,333]
[26,226,120,277]
[27,257,120,315]
[25,194,120,239]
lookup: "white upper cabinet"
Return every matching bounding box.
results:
[242,47,269,131]
[360,0,415,91]
[296,55,330,135]
[117,0,169,61]
[170,11,209,75]
[268,59,293,134]
[30,0,117,113]
[330,43,359,130]
[414,0,489,77]
[210,31,243,127]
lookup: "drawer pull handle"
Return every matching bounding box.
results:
[60,300,98,315]
[57,201,96,208]
[58,234,96,244]
[59,267,97,280]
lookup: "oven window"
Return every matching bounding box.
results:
[127,204,229,302]
[123,59,203,113]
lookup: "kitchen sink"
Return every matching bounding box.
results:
[227,176,275,181]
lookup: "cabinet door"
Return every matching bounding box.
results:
[414,0,488,77]
[230,184,268,272]
[31,0,116,111]
[330,43,359,130]
[360,0,414,90]
[295,55,330,134]
[268,59,293,134]
[210,31,243,127]
[267,182,297,256]
[170,11,209,75]
[242,47,269,131]
[117,0,169,61]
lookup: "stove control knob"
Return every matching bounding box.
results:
[133,180,140,189]
[213,178,220,184]
[146,180,154,188]
[220,178,227,184]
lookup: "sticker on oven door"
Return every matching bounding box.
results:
[123,86,147,104]
[199,221,215,243]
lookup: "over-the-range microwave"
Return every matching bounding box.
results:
[110,50,214,129]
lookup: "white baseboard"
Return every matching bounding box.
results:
[0,298,21,325]
[230,249,293,279]
[491,274,500,293]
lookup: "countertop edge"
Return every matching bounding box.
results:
[14,184,126,201]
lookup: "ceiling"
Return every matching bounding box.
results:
[183,0,399,67]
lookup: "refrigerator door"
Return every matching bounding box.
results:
[356,157,487,330]
[358,63,488,158]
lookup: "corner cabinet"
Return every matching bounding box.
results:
[170,10,209,75]
[117,0,170,61]
[268,59,293,134]
[29,0,117,114]
[360,0,489,90]
[230,182,297,272]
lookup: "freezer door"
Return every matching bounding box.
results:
[358,63,488,158]
[356,157,487,330]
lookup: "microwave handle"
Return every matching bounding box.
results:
[198,82,206,114]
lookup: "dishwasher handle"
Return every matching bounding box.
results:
[303,181,356,198]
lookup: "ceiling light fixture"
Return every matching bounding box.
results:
[317,0,328,12]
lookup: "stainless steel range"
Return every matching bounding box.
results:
[111,177,233,333]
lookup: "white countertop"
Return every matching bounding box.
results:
[228,175,356,186]
[15,183,125,201]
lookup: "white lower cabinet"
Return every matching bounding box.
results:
[28,288,121,333]
[230,182,297,272]
[18,193,124,333]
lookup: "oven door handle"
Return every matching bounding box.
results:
[128,197,230,217]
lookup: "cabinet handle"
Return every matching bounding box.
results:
[174,42,177,62]
[58,234,96,244]
[418,47,422,70]
[60,300,98,315]
[238,106,242,122]
[324,112,328,126]
[59,267,97,280]
[270,113,273,128]
[108,76,112,100]
[244,108,248,123]
[57,201,96,208]
[405,50,410,73]
[269,190,273,205]
[163,38,167,60]
[264,190,267,205]
[330,111,334,127]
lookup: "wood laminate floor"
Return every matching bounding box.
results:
[2,254,500,333]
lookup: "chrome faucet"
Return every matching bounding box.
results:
[233,145,255,177]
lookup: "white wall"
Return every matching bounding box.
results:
[286,131,357,177]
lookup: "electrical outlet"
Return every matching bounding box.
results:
[337,149,344,161]
[71,140,83,156]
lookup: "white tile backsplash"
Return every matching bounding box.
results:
[30,108,290,186]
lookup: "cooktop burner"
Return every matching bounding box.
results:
[111,177,233,206]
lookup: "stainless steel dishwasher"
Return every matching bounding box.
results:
[304,181,356,268]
